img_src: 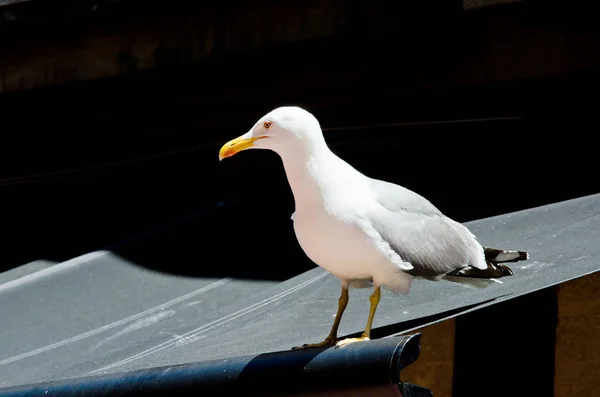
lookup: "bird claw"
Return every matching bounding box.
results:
[291,337,338,350]
[335,336,370,348]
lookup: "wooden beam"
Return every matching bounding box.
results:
[555,272,600,396]
[400,320,456,397]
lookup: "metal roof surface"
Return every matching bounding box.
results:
[1,193,599,388]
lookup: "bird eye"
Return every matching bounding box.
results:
[263,121,272,129]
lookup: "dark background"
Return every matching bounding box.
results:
[0,0,598,279]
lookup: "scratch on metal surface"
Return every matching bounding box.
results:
[91,310,177,351]
[182,300,204,308]
[569,255,592,262]
[175,334,207,346]
[518,260,555,270]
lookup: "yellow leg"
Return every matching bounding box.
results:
[292,286,349,350]
[336,286,381,348]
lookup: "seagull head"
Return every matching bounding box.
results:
[218,106,326,161]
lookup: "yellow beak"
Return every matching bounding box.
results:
[219,135,265,161]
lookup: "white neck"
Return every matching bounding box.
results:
[278,141,336,207]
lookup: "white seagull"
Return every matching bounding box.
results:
[219,106,529,349]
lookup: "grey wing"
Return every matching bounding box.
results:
[367,178,487,276]
[367,177,443,216]
[370,210,486,277]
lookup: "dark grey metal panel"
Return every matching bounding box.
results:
[0,252,276,388]
[1,193,599,389]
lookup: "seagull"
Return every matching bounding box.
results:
[219,106,529,349]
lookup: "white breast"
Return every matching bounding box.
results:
[292,203,388,281]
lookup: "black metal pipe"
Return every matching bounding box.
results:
[0,334,431,397]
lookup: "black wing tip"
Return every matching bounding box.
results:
[447,262,515,279]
